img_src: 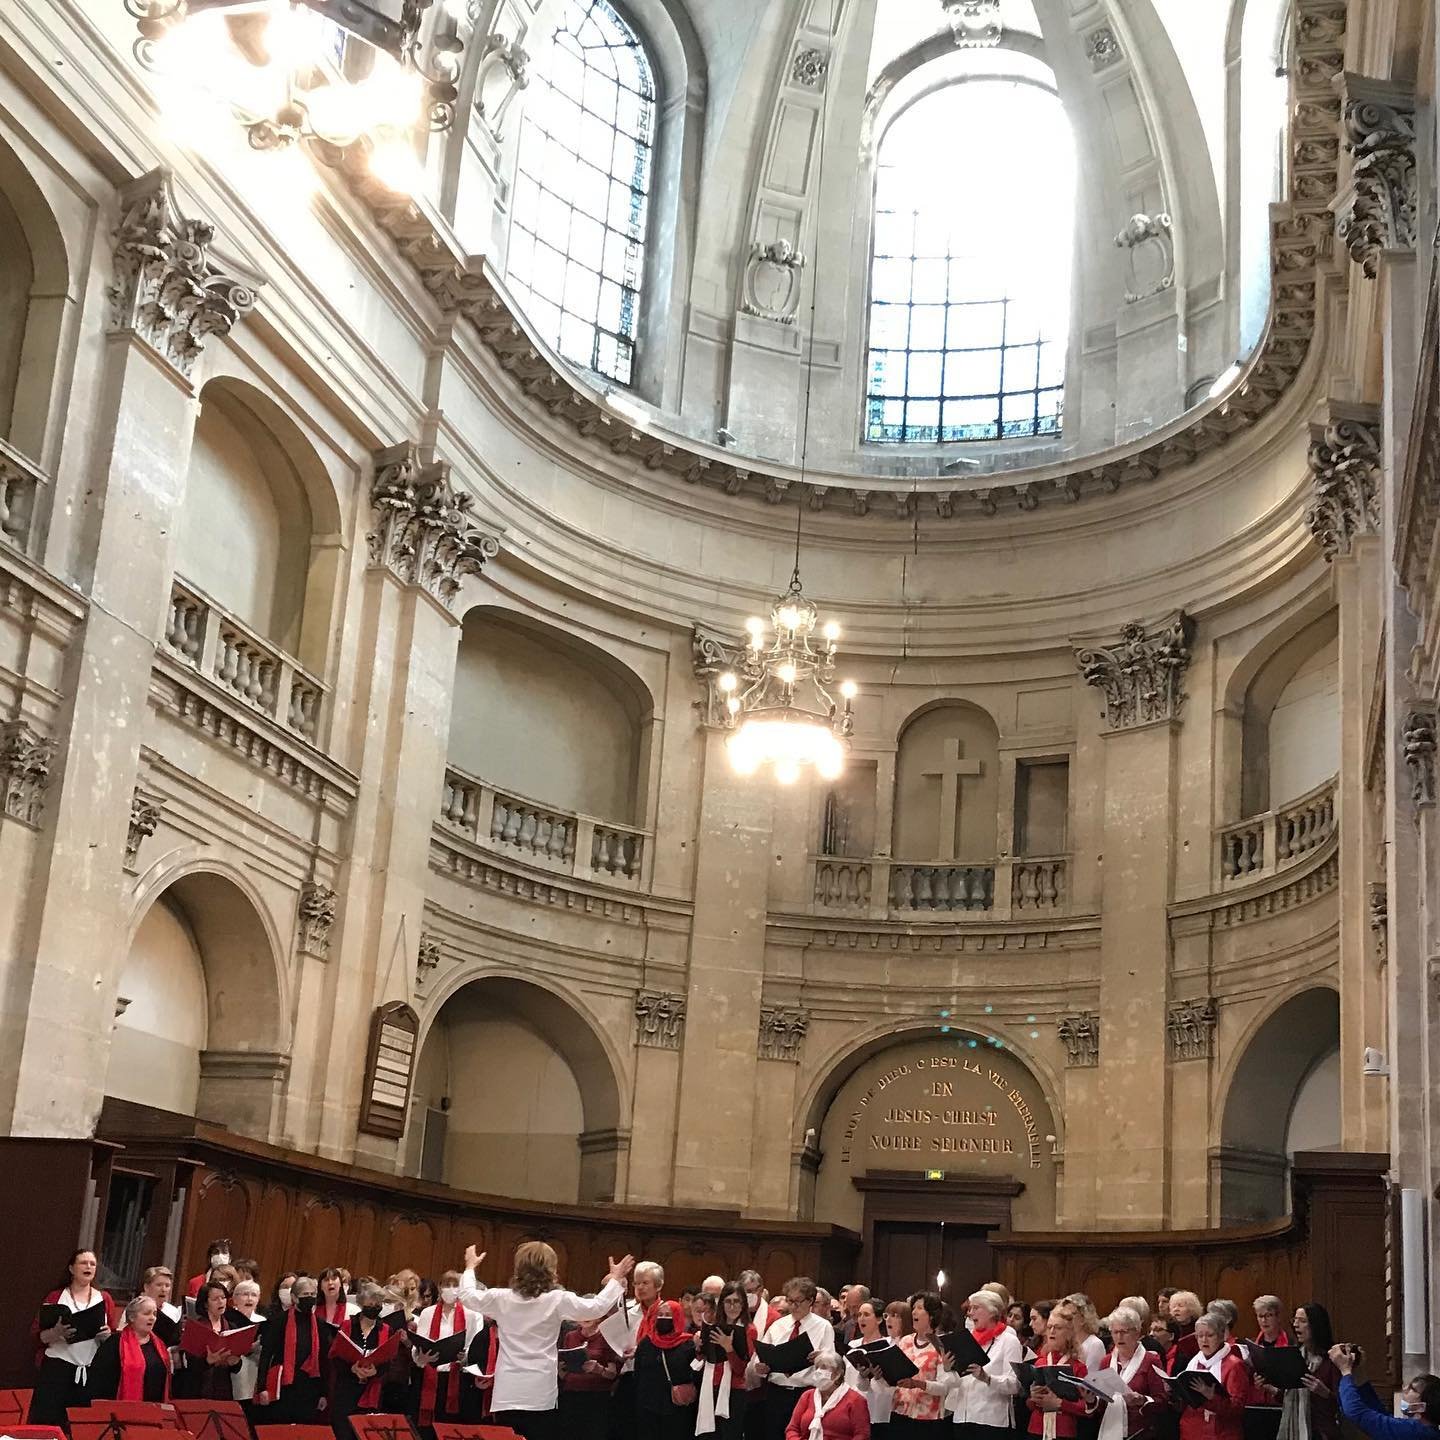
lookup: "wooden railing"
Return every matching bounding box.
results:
[810,855,1068,919]
[161,577,327,743]
[0,438,45,557]
[1217,776,1336,885]
[440,766,648,887]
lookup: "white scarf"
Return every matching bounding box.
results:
[49,1289,106,1385]
[1099,1346,1149,1440]
[1186,1343,1231,1377]
[1038,1351,1066,1440]
[808,1380,853,1440]
[694,1350,733,1435]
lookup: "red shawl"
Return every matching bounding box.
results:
[118,1327,170,1401]
[471,1323,499,1420]
[972,1320,1008,1350]
[418,1304,464,1426]
[636,1298,690,1351]
[343,1318,387,1409]
[320,1298,349,1328]
[268,1306,323,1396]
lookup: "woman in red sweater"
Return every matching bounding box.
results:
[1027,1311,1092,1440]
[1098,1306,1169,1440]
[1175,1313,1249,1440]
[786,1351,871,1440]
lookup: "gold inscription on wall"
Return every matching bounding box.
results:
[839,1053,1044,1170]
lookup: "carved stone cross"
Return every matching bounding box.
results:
[923,737,983,861]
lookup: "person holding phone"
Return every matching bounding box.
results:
[1331,1343,1440,1439]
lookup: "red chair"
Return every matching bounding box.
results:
[254,1427,340,1440]
[3,1428,66,1440]
[0,1389,35,1426]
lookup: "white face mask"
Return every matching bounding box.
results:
[440,1287,459,1305]
[213,1253,230,1267]
[278,1288,293,1309]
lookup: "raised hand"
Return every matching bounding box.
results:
[606,1254,636,1284]
[464,1245,486,1273]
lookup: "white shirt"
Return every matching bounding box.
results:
[849,1339,896,1423]
[46,1290,107,1372]
[934,1325,1021,1426]
[1080,1334,1106,1372]
[411,1302,478,1372]
[749,1310,835,1391]
[458,1268,623,1412]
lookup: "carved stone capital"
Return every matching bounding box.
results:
[1335,77,1416,278]
[296,881,338,960]
[945,0,1001,48]
[1403,709,1437,809]
[415,932,443,985]
[1305,406,1382,560]
[1369,881,1388,959]
[109,169,260,379]
[126,791,163,870]
[1167,998,1217,1061]
[692,625,746,728]
[634,990,685,1049]
[1075,613,1193,731]
[368,443,500,607]
[758,1006,809,1062]
[1057,1012,1099,1067]
[1,719,56,827]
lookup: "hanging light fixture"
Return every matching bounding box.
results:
[717,75,856,786]
[126,0,464,179]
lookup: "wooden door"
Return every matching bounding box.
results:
[870,1221,994,1307]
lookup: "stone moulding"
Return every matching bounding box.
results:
[338,0,1345,525]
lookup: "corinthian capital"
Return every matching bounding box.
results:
[1335,76,1416,278]
[1074,613,1193,731]
[367,443,500,607]
[109,169,260,378]
[1304,404,1382,560]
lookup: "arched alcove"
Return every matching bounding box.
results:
[113,870,288,1140]
[412,975,624,1203]
[0,185,34,445]
[892,701,1001,861]
[1216,986,1340,1223]
[449,607,650,823]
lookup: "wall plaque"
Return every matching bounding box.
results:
[359,1001,419,1139]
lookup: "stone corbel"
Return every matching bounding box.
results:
[0,719,56,827]
[126,790,163,870]
[108,169,261,380]
[692,625,746,728]
[1403,710,1437,810]
[1074,613,1194,732]
[415,932,443,986]
[1333,76,1416,279]
[1114,213,1175,302]
[296,881,338,960]
[1304,403,1382,560]
[367,443,501,608]
[741,238,806,325]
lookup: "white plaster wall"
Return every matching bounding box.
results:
[449,612,641,821]
[1267,637,1339,807]
[1286,1046,1341,1155]
[0,185,32,441]
[419,1010,584,1202]
[105,898,208,1115]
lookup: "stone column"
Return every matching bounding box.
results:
[0,170,257,1137]
[301,445,499,1164]
[1075,613,1193,1225]
[1306,406,1388,1149]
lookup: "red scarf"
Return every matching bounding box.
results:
[349,1320,386,1409]
[636,1299,690,1351]
[270,1306,322,1395]
[321,1298,349,1328]
[1255,1331,1292,1347]
[473,1324,499,1419]
[418,1304,464,1425]
[972,1320,1008,1349]
[118,1328,169,1401]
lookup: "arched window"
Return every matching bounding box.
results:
[507,0,655,385]
[865,79,1074,444]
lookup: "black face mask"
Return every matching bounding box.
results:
[360,1305,383,1319]
[295,1296,317,1313]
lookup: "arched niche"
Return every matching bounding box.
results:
[412,974,625,1204]
[449,606,652,824]
[113,870,288,1140]
[806,1025,1059,1234]
[1216,986,1340,1224]
[177,379,338,672]
[892,701,1001,862]
[1237,611,1339,816]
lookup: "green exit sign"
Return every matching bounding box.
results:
[925,1169,945,1181]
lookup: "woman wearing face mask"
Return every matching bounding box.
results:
[411,1270,478,1430]
[783,1350,870,1439]
[254,1276,327,1424]
[185,1240,232,1301]
[329,1281,401,1440]
[267,1272,299,1323]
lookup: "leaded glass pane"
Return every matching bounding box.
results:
[508,0,656,386]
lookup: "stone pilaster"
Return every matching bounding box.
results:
[0,170,257,1137]
[1334,77,1417,280]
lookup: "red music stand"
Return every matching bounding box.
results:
[349,1415,418,1440]
[86,1403,176,1426]
[0,1389,34,1426]
[432,1426,520,1440]
[254,1427,337,1440]
[67,1413,165,1440]
[168,1399,250,1440]
[3,1428,65,1440]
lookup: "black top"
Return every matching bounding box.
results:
[90,1332,169,1401]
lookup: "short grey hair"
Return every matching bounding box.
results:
[1208,1299,1238,1328]
[124,1295,157,1325]
[233,1280,261,1303]
[1254,1295,1282,1314]
[356,1280,385,1305]
[1121,1296,1152,1327]
[812,1350,846,1378]
[968,1290,1006,1318]
[634,1261,665,1286]
[1194,1311,1227,1338]
[701,1275,725,1294]
[1105,1306,1143,1333]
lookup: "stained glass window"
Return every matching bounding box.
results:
[865,80,1073,444]
[508,0,655,385]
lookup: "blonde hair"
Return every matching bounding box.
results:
[1168,1290,1203,1323]
[1121,1295,1152,1327]
[511,1241,559,1298]
[1061,1293,1100,1337]
[982,1281,1012,1308]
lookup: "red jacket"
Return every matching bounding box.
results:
[1026,1353,1092,1439]
[1101,1347,1169,1437]
[1177,1353,1250,1440]
[31,1289,119,1369]
[786,1386,871,1440]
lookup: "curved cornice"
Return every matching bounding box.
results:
[345,0,1346,529]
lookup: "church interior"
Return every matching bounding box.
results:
[2,0,1439,1417]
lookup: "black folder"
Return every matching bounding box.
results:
[1013,1361,1083,1401]
[152,1308,183,1347]
[38,1303,107,1341]
[410,1331,467,1365]
[559,1343,589,1373]
[858,1340,919,1384]
[1242,1344,1308,1390]
[940,1328,993,1371]
[755,1330,816,1375]
[1156,1370,1218,1408]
